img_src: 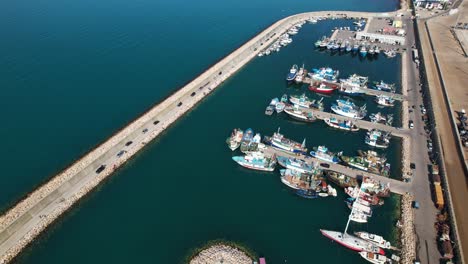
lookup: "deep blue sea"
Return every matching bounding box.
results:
[0,0,401,263]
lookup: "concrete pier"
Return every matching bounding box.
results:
[262,146,411,194]
[0,10,402,263]
[293,107,410,138]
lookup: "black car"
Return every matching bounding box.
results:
[410,163,416,169]
[153,120,160,125]
[125,141,133,146]
[142,128,148,133]
[320,163,330,168]
[96,165,106,174]
[117,150,127,158]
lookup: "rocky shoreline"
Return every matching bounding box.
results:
[189,244,253,264]
[400,193,417,264]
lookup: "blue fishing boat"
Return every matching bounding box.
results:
[324,117,359,132]
[359,45,367,57]
[372,81,395,93]
[232,152,276,172]
[309,67,339,82]
[296,189,319,199]
[310,146,340,163]
[276,156,315,174]
[352,43,359,52]
[286,64,298,82]
[263,128,307,154]
[338,84,364,96]
[331,100,367,119]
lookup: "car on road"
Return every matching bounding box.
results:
[409,120,414,129]
[410,163,416,169]
[153,120,160,125]
[320,163,330,168]
[421,106,426,114]
[142,128,148,133]
[96,165,106,174]
[125,141,133,146]
[117,150,127,158]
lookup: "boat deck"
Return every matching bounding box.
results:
[263,147,411,195]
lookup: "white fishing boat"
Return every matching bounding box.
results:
[359,251,388,264]
[354,232,392,249]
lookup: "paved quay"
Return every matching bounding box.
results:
[296,107,410,138]
[0,9,406,264]
[262,147,411,194]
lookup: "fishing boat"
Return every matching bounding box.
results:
[232,152,276,171]
[345,42,352,52]
[352,43,360,52]
[326,41,335,50]
[359,251,388,264]
[309,82,336,94]
[360,45,367,57]
[287,27,298,35]
[309,67,339,82]
[226,128,244,151]
[340,155,369,171]
[276,156,315,174]
[295,64,306,83]
[331,100,367,119]
[340,40,346,51]
[365,129,390,149]
[314,39,322,48]
[320,229,385,254]
[355,232,392,249]
[345,186,384,206]
[240,128,254,152]
[310,146,340,163]
[384,49,397,58]
[280,169,311,190]
[319,39,328,49]
[338,83,364,96]
[346,199,373,216]
[373,46,380,55]
[361,176,391,197]
[286,64,299,82]
[375,95,395,107]
[296,189,319,199]
[270,98,279,106]
[340,74,368,88]
[289,94,324,110]
[326,171,358,188]
[369,112,393,126]
[372,81,395,93]
[280,94,288,103]
[265,105,274,116]
[324,117,359,132]
[284,105,317,123]
[263,128,307,154]
[369,46,375,55]
[275,101,286,113]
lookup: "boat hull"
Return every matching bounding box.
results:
[309,86,335,94]
[320,230,385,254]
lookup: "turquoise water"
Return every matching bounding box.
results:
[0,0,402,263]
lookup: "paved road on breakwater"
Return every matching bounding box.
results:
[0,10,400,263]
[262,147,411,194]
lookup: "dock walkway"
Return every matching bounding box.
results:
[295,107,410,138]
[262,147,411,195]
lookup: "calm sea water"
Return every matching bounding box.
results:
[0,0,402,263]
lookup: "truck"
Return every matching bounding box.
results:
[431,164,439,175]
[434,184,444,210]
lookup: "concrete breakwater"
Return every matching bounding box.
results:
[0,10,399,263]
[400,193,417,264]
[189,244,253,264]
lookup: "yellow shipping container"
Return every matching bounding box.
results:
[434,184,444,210]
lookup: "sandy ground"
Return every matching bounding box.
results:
[419,7,468,262]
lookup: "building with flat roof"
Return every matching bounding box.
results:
[356,31,406,45]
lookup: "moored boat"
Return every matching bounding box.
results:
[263,128,307,154]
[284,105,317,123]
[265,105,274,116]
[372,81,395,93]
[360,45,367,57]
[355,232,392,249]
[232,152,276,171]
[310,146,340,163]
[359,251,388,264]
[320,230,385,254]
[326,171,358,188]
[286,64,299,82]
[375,95,395,107]
[324,117,359,132]
[309,67,339,82]
[276,156,315,174]
[365,129,390,149]
[296,189,318,199]
[309,82,336,94]
[275,101,286,113]
[331,100,367,119]
[289,94,324,110]
[340,155,369,171]
[338,83,364,96]
[226,128,244,151]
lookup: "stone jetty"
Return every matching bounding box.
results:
[400,193,417,264]
[189,244,253,264]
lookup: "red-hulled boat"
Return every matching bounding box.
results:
[309,82,336,94]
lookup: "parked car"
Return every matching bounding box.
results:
[96,165,106,174]
[410,163,416,169]
[142,128,148,133]
[409,120,414,129]
[320,163,330,168]
[125,141,133,146]
[117,150,127,158]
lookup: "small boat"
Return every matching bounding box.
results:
[295,64,306,83]
[359,251,388,264]
[365,129,390,149]
[354,232,392,249]
[280,94,288,103]
[384,49,397,58]
[309,67,339,82]
[276,156,315,174]
[319,39,328,49]
[340,41,346,51]
[286,65,299,82]
[375,95,395,107]
[280,169,310,190]
[296,189,318,199]
[226,128,243,151]
[315,39,322,48]
[338,83,364,96]
[232,152,276,171]
[373,46,380,54]
[309,82,336,94]
[372,81,395,93]
[265,105,274,115]
[275,102,286,113]
[324,117,359,132]
[287,27,298,35]
[352,43,359,52]
[360,45,367,57]
[289,94,324,110]
[369,46,375,55]
[331,100,367,119]
[369,112,393,126]
[270,98,279,106]
[345,41,352,52]
[340,155,369,171]
[326,171,358,188]
[263,128,307,154]
[284,105,317,123]
[310,146,340,163]
[349,210,369,223]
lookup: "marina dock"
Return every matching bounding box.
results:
[0,9,406,264]
[303,77,407,101]
[263,146,411,195]
[296,107,410,138]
